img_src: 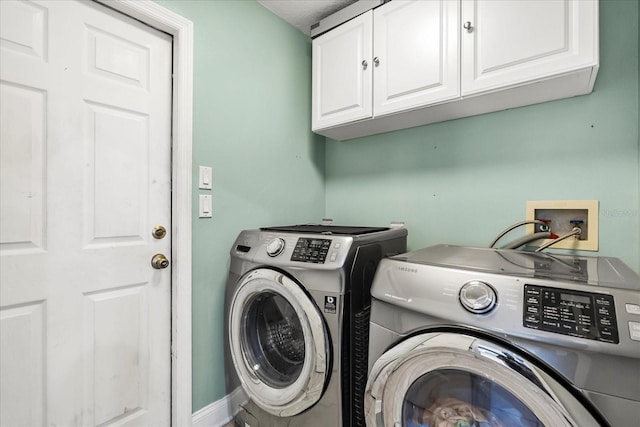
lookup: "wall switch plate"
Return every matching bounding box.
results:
[526,200,598,251]
[199,194,212,218]
[199,166,212,190]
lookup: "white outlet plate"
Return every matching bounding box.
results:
[199,166,212,190]
[526,200,599,251]
[199,194,212,218]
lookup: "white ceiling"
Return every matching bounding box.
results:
[257,0,358,36]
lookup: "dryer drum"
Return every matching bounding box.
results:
[242,292,306,387]
[403,369,530,427]
[262,317,305,362]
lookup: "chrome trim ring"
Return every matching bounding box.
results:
[459,280,497,314]
[229,268,329,416]
[365,332,599,427]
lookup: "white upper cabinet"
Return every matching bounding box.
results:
[312,1,459,131]
[312,11,373,130]
[373,1,460,116]
[312,0,599,140]
[461,0,598,95]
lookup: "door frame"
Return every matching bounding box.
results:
[94,1,193,425]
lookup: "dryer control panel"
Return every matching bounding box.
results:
[250,233,357,270]
[523,285,619,344]
[291,238,332,263]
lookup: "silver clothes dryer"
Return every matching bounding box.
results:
[224,224,407,427]
[365,245,640,427]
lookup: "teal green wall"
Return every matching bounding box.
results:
[326,0,640,272]
[162,0,639,415]
[156,0,324,412]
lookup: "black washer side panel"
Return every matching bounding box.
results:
[342,243,383,427]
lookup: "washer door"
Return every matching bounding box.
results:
[365,332,603,427]
[228,268,330,417]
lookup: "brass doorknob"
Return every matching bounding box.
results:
[152,225,167,239]
[151,253,170,269]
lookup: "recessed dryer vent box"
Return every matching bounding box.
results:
[526,200,599,251]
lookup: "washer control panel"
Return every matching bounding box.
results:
[523,285,619,344]
[291,238,332,263]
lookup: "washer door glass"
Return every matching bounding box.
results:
[365,332,603,427]
[403,369,541,427]
[229,268,330,417]
[242,291,306,388]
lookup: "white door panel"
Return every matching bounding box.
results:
[0,303,45,426]
[0,83,46,252]
[0,0,172,425]
[0,3,48,423]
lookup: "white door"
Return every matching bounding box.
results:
[0,0,172,425]
[312,11,373,131]
[373,1,460,116]
[461,0,598,95]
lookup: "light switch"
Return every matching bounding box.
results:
[199,194,212,218]
[199,166,212,190]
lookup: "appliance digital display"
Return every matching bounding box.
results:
[291,238,332,263]
[560,293,590,304]
[523,285,618,344]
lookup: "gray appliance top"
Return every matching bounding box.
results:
[391,245,640,290]
[260,224,389,235]
[230,225,407,271]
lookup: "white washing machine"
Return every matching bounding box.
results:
[365,245,640,427]
[224,224,407,427]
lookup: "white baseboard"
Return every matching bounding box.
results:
[192,387,247,427]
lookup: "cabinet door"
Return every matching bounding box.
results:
[373,1,460,116]
[461,0,598,95]
[312,11,373,131]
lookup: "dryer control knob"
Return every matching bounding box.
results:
[459,280,497,314]
[266,237,286,257]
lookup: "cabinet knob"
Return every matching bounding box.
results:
[463,21,474,33]
[361,60,368,70]
[373,57,380,67]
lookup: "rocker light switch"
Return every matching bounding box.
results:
[199,166,212,190]
[199,194,212,218]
